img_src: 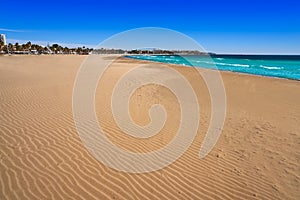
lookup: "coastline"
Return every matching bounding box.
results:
[124,55,300,82]
[3,53,300,82]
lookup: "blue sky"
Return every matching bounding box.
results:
[1,0,300,54]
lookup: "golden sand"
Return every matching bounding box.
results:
[0,55,299,199]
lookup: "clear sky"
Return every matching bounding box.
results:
[1,0,300,54]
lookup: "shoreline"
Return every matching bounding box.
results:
[124,55,300,82]
[2,53,300,82]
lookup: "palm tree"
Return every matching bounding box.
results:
[25,42,32,50]
[15,43,20,51]
[36,45,44,54]
[21,44,26,51]
[57,45,63,53]
[63,47,69,54]
[76,47,82,54]
[0,41,4,52]
[8,43,13,52]
[43,46,49,54]
[51,44,60,53]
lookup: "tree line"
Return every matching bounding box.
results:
[0,41,208,55]
[0,41,93,55]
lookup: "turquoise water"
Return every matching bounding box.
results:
[126,55,300,80]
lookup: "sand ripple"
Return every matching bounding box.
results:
[0,55,299,199]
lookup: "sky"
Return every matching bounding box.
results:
[1,0,300,54]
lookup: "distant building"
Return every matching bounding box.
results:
[0,34,6,45]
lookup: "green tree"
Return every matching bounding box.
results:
[36,45,44,54]
[51,44,60,53]
[15,43,20,51]
[63,47,69,54]
[0,41,4,51]
[21,44,26,51]
[8,43,13,52]
[26,41,32,50]
[76,47,82,54]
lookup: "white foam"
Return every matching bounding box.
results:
[260,65,282,70]
[231,63,249,67]
[198,61,249,68]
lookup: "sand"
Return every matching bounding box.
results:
[0,55,299,199]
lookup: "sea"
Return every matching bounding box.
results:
[125,55,300,80]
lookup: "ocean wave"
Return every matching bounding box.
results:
[260,65,282,70]
[205,62,249,67]
[196,61,249,68]
[127,55,300,80]
[217,63,249,67]
[230,63,250,67]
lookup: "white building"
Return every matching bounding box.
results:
[0,34,7,45]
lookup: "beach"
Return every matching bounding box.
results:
[0,55,299,199]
